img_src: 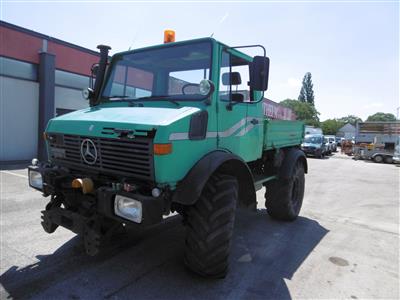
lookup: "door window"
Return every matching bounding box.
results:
[219,51,251,102]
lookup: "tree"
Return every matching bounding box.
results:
[337,115,362,126]
[366,112,396,122]
[280,99,320,127]
[321,119,345,135]
[298,72,315,105]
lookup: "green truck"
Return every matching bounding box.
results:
[28,35,307,278]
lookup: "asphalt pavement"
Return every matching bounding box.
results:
[0,152,399,299]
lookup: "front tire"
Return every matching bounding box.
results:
[184,172,238,278]
[264,161,305,221]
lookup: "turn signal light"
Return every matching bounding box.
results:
[154,143,172,155]
[164,30,175,43]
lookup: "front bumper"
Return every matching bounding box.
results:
[301,147,320,156]
[41,188,165,234]
[28,164,166,232]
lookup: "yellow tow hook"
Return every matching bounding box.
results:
[71,178,94,194]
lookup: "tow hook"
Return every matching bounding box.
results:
[72,178,94,194]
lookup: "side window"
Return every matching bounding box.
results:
[219,51,251,102]
[109,65,153,98]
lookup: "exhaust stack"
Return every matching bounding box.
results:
[92,44,111,105]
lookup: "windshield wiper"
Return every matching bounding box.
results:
[103,95,180,106]
[103,95,131,100]
[136,95,180,106]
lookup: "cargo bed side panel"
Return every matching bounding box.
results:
[263,120,304,150]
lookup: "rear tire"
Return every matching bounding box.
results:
[384,156,393,164]
[184,172,238,278]
[264,161,305,221]
[373,155,383,163]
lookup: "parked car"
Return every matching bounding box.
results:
[336,137,344,147]
[325,135,337,152]
[301,134,327,158]
[324,137,333,155]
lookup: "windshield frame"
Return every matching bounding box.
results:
[99,38,214,103]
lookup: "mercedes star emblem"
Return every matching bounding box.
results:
[80,139,98,165]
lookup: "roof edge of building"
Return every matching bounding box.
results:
[1,20,100,57]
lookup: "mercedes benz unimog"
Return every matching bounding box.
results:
[28,32,307,278]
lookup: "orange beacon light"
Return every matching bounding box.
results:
[164,30,175,43]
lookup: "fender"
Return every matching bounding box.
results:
[172,150,256,208]
[279,148,308,179]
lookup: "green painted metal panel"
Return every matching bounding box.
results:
[263,120,304,150]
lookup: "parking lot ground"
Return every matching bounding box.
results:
[0,152,399,299]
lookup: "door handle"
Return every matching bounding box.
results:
[250,118,259,125]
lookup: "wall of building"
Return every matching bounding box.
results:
[0,76,39,161]
[0,21,99,163]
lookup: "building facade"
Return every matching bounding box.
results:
[1,21,99,163]
[337,123,356,139]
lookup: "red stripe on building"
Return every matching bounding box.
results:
[0,26,42,64]
[1,24,99,76]
[48,42,99,76]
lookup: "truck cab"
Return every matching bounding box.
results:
[28,35,307,278]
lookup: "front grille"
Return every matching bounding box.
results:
[48,134,154,181]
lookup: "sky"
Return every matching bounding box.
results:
[1,0,399,121]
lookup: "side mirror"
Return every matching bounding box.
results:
[249,56,270,91]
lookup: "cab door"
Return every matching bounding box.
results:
[217,49,263,162]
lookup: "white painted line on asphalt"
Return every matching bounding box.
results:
[0,171,28,179]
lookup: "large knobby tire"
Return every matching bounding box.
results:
[184,172,238,278]
[384,156,393,164]
[264,161,305,221]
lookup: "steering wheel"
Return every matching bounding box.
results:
[181,83,200,95]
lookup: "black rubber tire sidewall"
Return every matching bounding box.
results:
[265,161,305,221]
[184,172,238,278]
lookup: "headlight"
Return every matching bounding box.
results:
[114,195,142,223]
[29,170,43,190]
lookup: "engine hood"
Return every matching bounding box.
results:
[47,106,200,136]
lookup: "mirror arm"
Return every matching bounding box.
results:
[226,101,241,111]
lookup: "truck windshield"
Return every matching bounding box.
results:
[304,136,322,144]
[101,41,212,102]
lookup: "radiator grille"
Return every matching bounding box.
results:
[48,134,154,181]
